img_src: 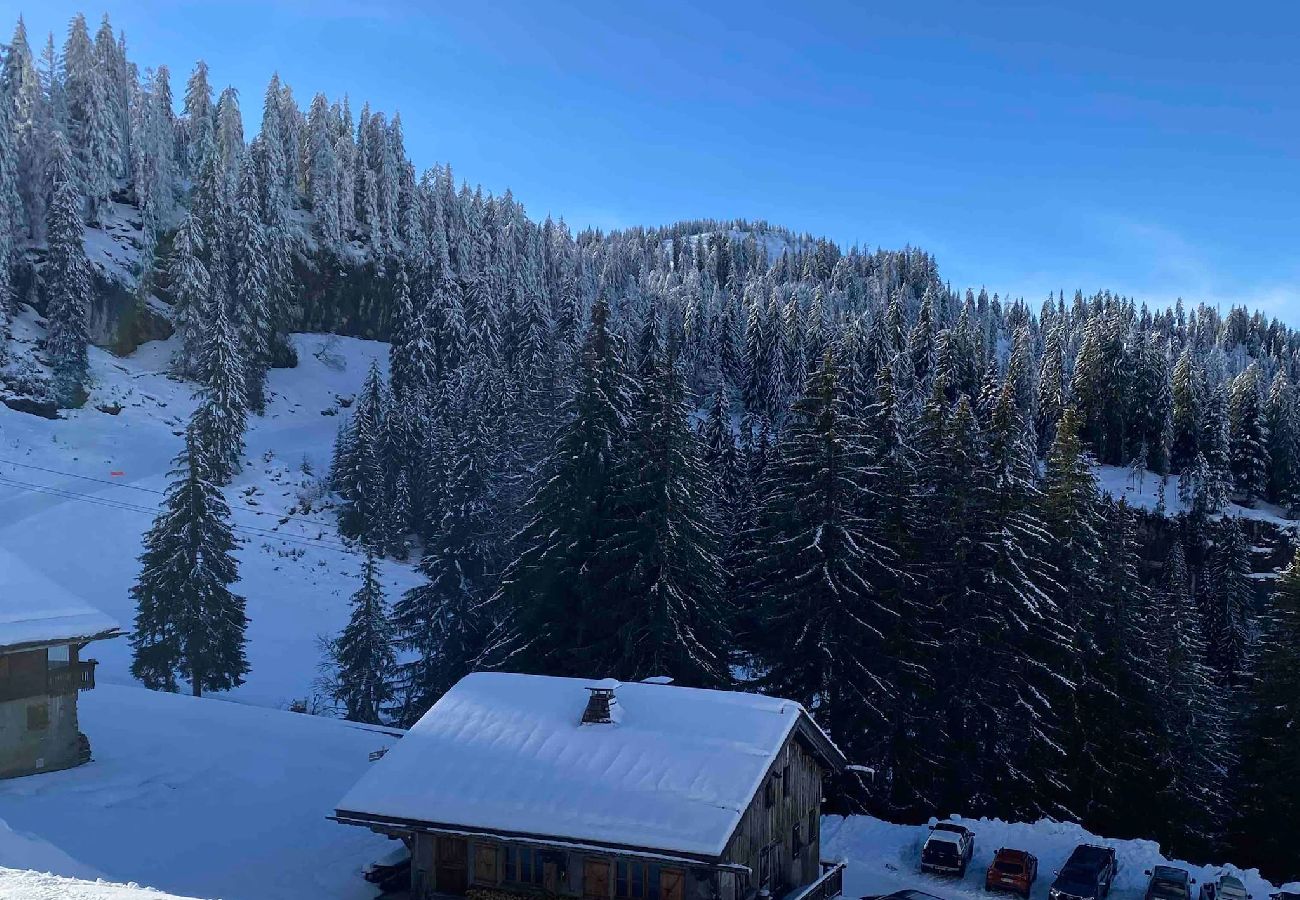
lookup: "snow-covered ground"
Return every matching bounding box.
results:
[0,867,205,900]
[824,815,1298,900]
[0,683,400,900]
[2,683,1293,900]
[0,322,420,709]
[1095,464,1299,535]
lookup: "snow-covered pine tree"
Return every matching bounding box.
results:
[1035,313,1067,455]
[1204,516,1253,689]
[1234,548,1300,880]
[193,297,248,484]
[1228,362,1269,506]
[1170,346,1203,471]
[167,213,210,377]
[1265,370,1300,515]
[1201,380,1232,512]
[129,418,248,697]
[333,360,388,547]
[739,350,906,766]
[2,16,46,239]
[213,86,243,180]
[61,13,115,222]
[1145,536,1230,855]
[489,296,631,676]
[43,133,92,407]
[387,261,432,402]
[306,92,340,247]
[601,315,728,686]
[393,361,500,721]
[0,49,19,358]
[324,552,396,724]
[231,154,272,412]
[698,384,743,551]
[182,60,214,177]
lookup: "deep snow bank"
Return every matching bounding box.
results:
[823,814,1293,900]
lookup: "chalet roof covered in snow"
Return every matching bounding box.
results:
[336,672,845,860]
[0,551,121,651]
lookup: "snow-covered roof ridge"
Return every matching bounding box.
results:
[0,551,121,651]
[336,671,845,860]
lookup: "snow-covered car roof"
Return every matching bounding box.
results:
[0,551,120,651]
[1216,877,1248,899]
[336,672,845,860]
[925,830,964,845]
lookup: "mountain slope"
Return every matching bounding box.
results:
[0,319,419,709]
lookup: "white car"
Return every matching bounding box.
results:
[1201,874,1250,900]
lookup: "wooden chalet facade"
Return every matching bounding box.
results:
[334,673,848,900]
[0,568,120,780]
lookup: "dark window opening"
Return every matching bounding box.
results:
[616,861,658,900]
[27,702,48,731]
[504,847,546,887]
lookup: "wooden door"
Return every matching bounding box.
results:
[584,859,611,899]
[474,844,499,885]
[660,868,685,900]
[436,836,469,896]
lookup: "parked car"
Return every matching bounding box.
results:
[986,848,1039,898]
[920,822,975,877]
[1049,845,1118,900]
[363,844,411,894]
[1145,866,1196,900]
[1201,875,1250,900]
[1269,893,1300,900]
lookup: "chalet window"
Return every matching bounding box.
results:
[27,702,49,731]
[616,861,659,899]
[48,645,70,667]
[792,823,803,858]
[764,777,775,808]
[782,764,791,798]
[505,847,547,887]
[758,846,771,889]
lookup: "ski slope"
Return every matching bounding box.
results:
[0,321,420,710]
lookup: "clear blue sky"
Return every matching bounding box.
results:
[9,1,1300,319]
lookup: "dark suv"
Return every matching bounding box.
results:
[1049,845,1118,900]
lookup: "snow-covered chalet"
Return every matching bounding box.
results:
[334,672,848,900]
[0,557,120,779]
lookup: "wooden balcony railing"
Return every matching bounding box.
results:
[785,861,845,900]
[47,660,97,695]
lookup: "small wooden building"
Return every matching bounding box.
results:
[334,673,847,900]
[0,562,120,780]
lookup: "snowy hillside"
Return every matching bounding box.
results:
[0,684,399,900]
[0,322,420,709]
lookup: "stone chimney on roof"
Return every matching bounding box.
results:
[581,679,620,725]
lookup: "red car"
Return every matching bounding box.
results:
[986,848,1038,898]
